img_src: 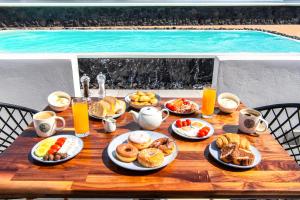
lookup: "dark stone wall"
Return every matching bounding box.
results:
[78,58,214,89]
[0,6,299,28]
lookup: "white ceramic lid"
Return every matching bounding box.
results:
[140,106,159,116]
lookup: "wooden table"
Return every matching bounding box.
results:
[0,98,299,198]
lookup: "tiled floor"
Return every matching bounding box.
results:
[90,89,203,98]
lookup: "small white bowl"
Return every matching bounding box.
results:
[48,91,71,112]
[217,92,240,114]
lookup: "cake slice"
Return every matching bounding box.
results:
[233,148,255,166]
[220,143,238,163]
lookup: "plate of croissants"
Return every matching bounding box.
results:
[209,133,261,169]
[107,131,178,171]
[89,96,126,119]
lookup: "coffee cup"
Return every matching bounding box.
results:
[102,117,116,133]
[33,111,66,137]
[239,108,268,135]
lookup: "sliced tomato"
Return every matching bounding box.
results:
[50,144,61,151]
[166,103,171,109]
[182,121,187,127]
[202,126,210,132]
[176,120,182,128]
[197,130,205,137]
[57,137,66,143]
[186,119,191,126]
[47,149,56,155]
[198,127,210,137]
[169,105,176,111]
[55,140,65,147]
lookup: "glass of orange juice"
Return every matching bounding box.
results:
[72,97,89,137]
[201,85,217,118]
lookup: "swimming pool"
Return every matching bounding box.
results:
[0,30,299,53]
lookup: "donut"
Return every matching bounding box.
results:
[128,131,152,150]
[137,148,164,168]
[116,143,139,163]
[150,138,175,156]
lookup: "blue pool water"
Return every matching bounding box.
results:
[0,30,299,53]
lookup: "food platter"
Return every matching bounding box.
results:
[209,140,261,169]
[107,131,178,171]
[124,92,161,110]
[171,118,214,140]
[164,99,199,115]
[31,135,83,164]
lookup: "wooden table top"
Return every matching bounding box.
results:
[0,98,299,198]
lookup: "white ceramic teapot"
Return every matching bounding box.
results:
[129,107,169,130]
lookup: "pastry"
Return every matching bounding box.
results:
[224,133,240,145]
[128,131,152,150]
[116,143,139,163]
[220,143,238,163]
[137,148,164,168]
[130,94,139,102]
[239,137,250,150]
[216,133,250,150]
[146,92,155,98]
[137,91,146,96]
[150,138,175,156]
[139,95,151,102]
[129,91,159,107]
[220,143,255,166]
[232,148,255,166]
[150,98,158,105]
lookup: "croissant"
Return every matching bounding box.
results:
[216,133,250,150]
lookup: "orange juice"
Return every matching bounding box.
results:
[202,87,217,118]
[72,98,89,137]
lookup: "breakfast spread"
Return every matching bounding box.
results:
[33,136,82,162]
[216,133,255,166]
[89,96,126,118]
[128,91,159,107]
[165,98,198,114]
[115,131,176,168]
[173,118,212,138]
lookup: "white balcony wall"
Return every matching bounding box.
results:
[213,55,300,108]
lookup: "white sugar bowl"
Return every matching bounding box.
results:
[218,92,240,114]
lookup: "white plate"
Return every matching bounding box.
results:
[171,118,214,140]
[31,135,83,164]
[107,131,178,171]
[164,99,199,115]
[124,93,161,110]
[209,140,261,169]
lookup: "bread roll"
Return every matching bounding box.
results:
[146,92,155,98]
[224,133,240,145]
[139,95,151,102]
[137,91,146,96]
